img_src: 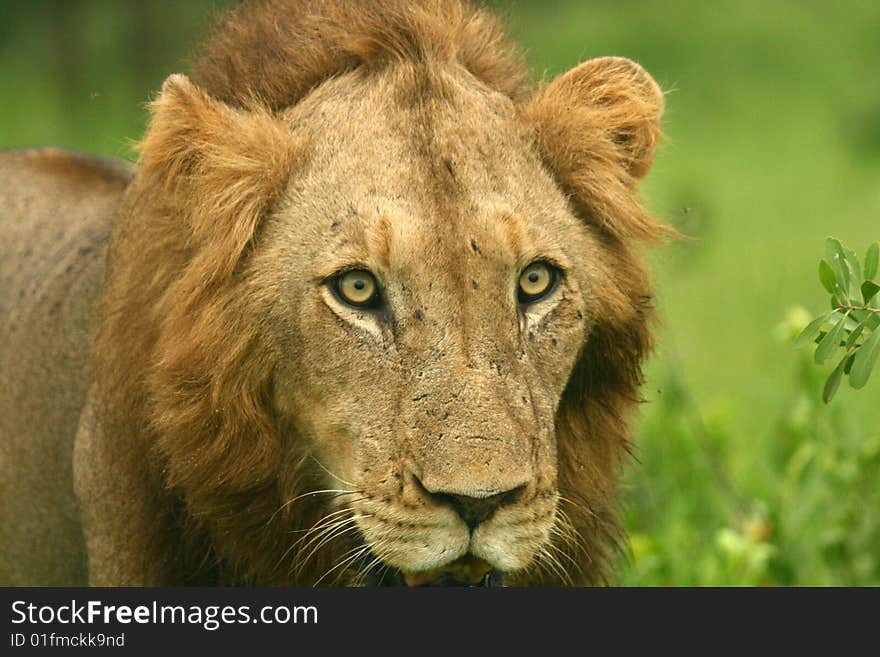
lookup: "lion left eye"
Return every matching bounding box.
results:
[333,269,381,308]
[517,262,557,304]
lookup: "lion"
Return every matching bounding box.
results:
[0,0,669,586]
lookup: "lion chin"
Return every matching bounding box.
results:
[370,556,499,588]
[0,0,669,587]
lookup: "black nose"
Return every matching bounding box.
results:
[416,479,526,530]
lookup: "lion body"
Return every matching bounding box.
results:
[0,0,667,586]
[0,149,131,584]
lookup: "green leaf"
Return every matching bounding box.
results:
[823,354,849,403]
[865,241,879,281]
[862,280,880,304]
[845,319,867,350]
[830,310,862,331]
[814,312,848,363]
[850,326,880,389]
[844,248,863,287]
[819,260,837,295]
[824,237,839,262]
[825,238,850,300]
[849,308,871,324]
[794,313,831,349]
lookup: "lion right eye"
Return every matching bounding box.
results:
[517,261,557,305]
[331,269,382,309]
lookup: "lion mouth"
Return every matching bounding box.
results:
[360,555,505,587]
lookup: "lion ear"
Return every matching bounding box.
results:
[524,57,666,240]
[138,74,303,278]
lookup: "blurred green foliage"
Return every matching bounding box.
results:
[2,0,878,585]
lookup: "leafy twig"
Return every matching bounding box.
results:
[795,238,880,402]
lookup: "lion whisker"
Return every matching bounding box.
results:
[365,558,395,588]
[313,543,375,587]
[535,543,572,586]
[277,510,363,572]
[339,532,397,587]
[275,509,347,568]
[308,455,359,489]
[352,549,390,587]
[285,499,371,534]
[546,530,582,574]
[295,518,369,577]
[267,488,363,527]
[553,505,587,553]
[289,513,365,569]
[556,492,600,522]
[553,504,593,572]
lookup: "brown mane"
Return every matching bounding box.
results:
[93,0,667,585]
[193,0,531,110]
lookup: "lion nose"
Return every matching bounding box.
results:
[414,477,527,529]
[440,489,525,529]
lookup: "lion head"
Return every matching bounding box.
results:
[94,0,668,586]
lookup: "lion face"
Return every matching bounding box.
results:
[109,0,666,586]
[260,67,615,581]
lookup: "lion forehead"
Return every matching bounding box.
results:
[273,65,581,260]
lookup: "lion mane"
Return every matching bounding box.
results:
[89,0,667,585]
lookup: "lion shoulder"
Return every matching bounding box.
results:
[0,148,132,585]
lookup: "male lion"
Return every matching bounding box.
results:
[0,0,669,586]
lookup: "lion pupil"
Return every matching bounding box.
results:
[528,272,539,283]
[354,280,365,290]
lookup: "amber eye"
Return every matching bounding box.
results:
[334,269,380,308]
[518,262,556,303]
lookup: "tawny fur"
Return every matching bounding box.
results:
[1,0,669,586]
[192,0,531,109]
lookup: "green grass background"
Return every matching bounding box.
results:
[2,1,878,585]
